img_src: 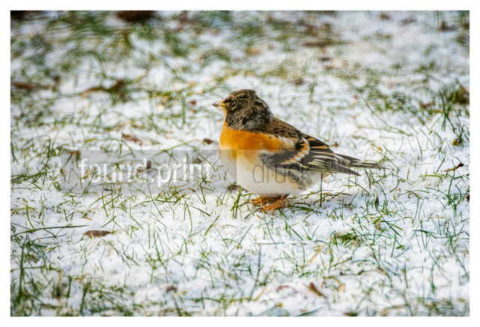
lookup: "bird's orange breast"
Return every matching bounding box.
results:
[219,122,283,160]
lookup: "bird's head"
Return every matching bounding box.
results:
[213,89,272,130]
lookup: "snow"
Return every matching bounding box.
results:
[11,11,469,316]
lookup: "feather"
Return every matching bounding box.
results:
[258,118,381,177]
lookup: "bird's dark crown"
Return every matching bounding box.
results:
[221,89,256,111]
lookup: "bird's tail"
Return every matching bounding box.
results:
[336,153,383,169]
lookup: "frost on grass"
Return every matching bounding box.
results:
[11,11,469,316]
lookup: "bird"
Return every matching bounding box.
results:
[214,89,382,211]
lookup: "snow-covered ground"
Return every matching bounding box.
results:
[11,11,469,316]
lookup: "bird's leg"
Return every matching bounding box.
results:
[250,196,276,206]
[261,195,289,212]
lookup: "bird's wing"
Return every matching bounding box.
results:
[258,118,361,176]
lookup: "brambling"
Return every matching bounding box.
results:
[214,89,381,211]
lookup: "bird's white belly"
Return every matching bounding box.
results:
[220,150,304,196]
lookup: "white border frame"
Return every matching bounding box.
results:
[2,1,477,326]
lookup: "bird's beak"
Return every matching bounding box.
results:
[212,101,222,108]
